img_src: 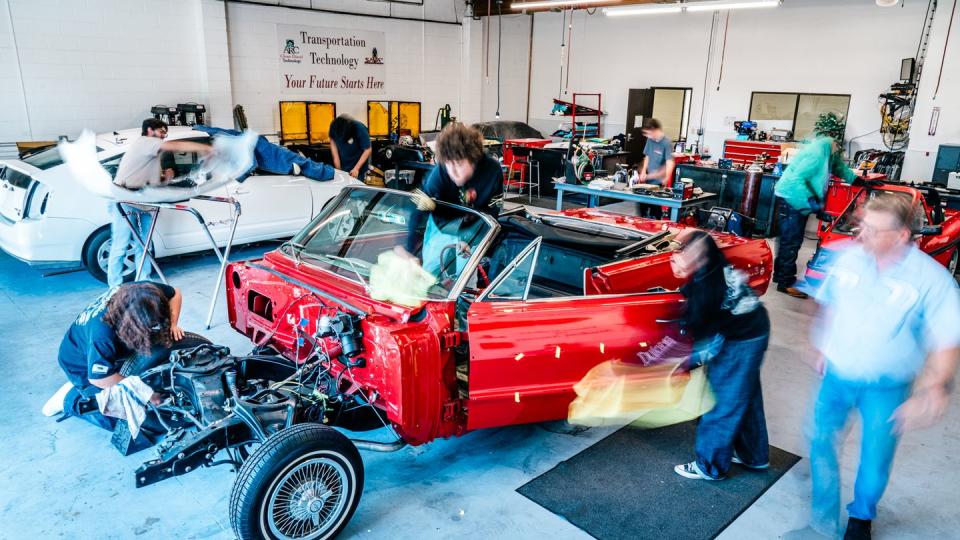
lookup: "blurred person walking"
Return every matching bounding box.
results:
[670,230,772,481]
[772,137,858,299]
[789,193,960,540]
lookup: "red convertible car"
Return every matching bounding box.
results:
[805,182,960,291]
[128,186,772,539]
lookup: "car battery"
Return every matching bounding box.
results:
[673,180,694,200]
[385,169,416,185]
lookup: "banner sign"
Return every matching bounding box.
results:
[277,24,386,94]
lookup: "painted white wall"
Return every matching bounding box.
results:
[0,0,466,142]
[481,0,958,181]
[225,1,466,136]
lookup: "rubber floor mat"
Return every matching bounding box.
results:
[517,421,800,540]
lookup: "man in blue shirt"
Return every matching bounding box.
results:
[329,115,372,180]
[639,118,675,187]
[790,193,960,540]
[400,123,502,277]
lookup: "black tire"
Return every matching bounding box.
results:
[230,423,364,540]
[83,227,140,284]
[118,332,212,377]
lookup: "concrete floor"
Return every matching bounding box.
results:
[0,232,957,539]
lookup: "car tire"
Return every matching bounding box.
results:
[117,332,213,377]
[110,332,212,454]
[83,227,137,284]
[230,423,364,540]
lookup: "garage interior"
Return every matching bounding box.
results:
[1,0,959,539]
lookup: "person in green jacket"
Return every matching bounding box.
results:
[773,137,858,298]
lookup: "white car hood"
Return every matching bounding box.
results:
[56,130,257,203]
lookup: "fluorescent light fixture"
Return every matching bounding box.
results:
[511,0,610,10]
[605,4,683,16]
[685,0,781,12]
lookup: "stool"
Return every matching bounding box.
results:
[505,146,541,202]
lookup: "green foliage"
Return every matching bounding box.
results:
[814,112,846,142]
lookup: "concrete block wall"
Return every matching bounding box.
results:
[0,0,220,141]
[476,0,960,181]
[225,1,466,137]
[0,0,468,144]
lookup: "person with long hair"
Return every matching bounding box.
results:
[42,282,186,431]
[670,230,772,481]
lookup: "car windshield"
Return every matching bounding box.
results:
[833,189,915,235]
[21,145,65,170]
[287,187,494,301]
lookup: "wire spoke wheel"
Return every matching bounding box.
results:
[231,424,363,540]
[265,456,349,540]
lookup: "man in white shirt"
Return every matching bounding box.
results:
[107,119,211,286]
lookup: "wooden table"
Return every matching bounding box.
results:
[554,182,717,221]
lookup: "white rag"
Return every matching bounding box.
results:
[56,129,257,203]
[95,376,155,438]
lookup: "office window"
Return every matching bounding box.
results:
[749,92,851,140]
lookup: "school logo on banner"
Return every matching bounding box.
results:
[280,39,303,63]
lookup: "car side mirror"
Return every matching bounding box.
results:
[918,224,942,236]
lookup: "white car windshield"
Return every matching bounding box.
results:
[286,187,494,301]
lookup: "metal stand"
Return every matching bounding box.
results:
[115,195,242,329]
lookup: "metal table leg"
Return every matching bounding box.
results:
[556,189,564,211]
[117,196,241,329]
[670,206,680,222]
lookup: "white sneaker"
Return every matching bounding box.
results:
[674,461,723,480]
[42,382,73,417]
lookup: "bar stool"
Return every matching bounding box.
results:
[505,146,541,202]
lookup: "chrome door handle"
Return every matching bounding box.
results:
[232,188,250,195]
[655,318,682,324]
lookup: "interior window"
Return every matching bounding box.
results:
[749,91,850,140]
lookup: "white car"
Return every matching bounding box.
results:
[0,127,360,282]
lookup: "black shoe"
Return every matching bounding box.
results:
[843,517,871,540]
[777,285,809,299]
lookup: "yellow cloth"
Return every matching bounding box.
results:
[568,360,715,428]
[369,250,437,307]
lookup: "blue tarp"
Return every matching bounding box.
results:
[193,125,336,182]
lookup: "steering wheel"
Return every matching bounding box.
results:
[438,243,468,282]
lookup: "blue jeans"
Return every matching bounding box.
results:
[773,198,808,287]
[107,203,154,287]
[695,333,770,479]
[809,371,911,535]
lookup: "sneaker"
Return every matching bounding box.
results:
[673,461,723,481]
[42,382,74,417]
[732,452,769,470]
[777,285,810,299]
[843,518,871,540]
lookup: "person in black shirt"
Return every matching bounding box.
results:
[400,123,503,277]
[329,115,372,180]
[43,282,186,431]
[670,230,772,482]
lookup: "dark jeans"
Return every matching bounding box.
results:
[59,342,174,433]
[695,334,770,479]
[773,198,808,287]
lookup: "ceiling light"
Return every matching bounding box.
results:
[511,0,610,10]
[685,0,781,12]
[604,4,683,16]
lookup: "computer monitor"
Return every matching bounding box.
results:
[900,58,916,83]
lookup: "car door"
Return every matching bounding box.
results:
[464,238,685,431]
[224,173,312,242]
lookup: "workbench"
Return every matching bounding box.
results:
[553,182,717,222]
[675,164,781,236]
